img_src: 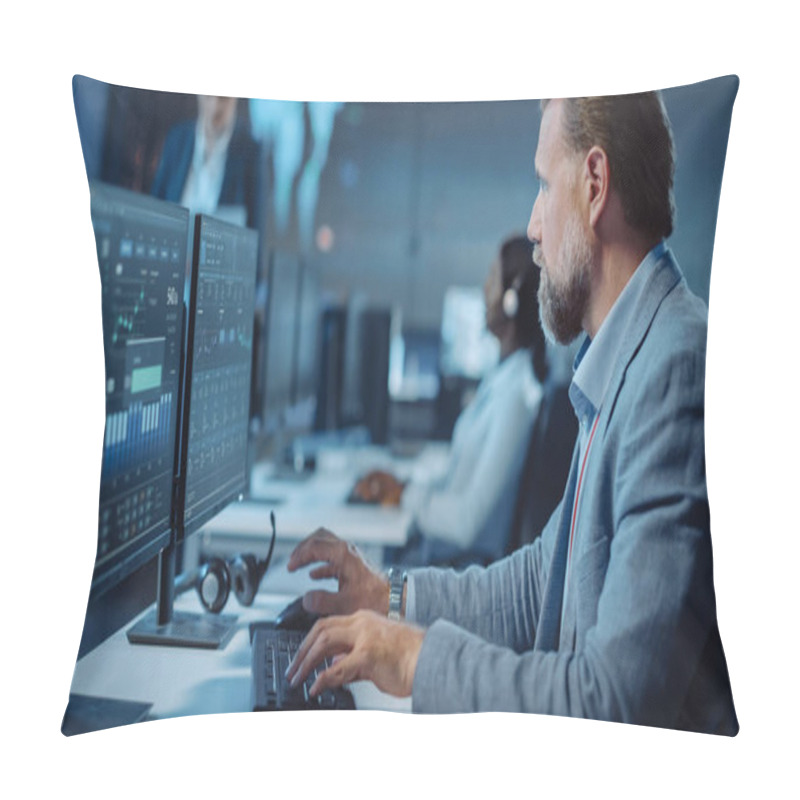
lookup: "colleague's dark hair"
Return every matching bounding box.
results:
[500,235,548,383]
[543,92,675,241]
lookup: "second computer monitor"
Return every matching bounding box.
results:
[181,215,258,537]
[261,250,300,433]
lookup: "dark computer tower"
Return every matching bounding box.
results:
[360,309,391,445]
[314,306,347,432]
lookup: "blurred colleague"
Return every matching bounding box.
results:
[285,93,738,734]
[151,95,260,228]
[355,235,550,567]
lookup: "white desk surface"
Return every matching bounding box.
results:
[69,443,448,726]
[198,442,450,548]
[69,557,412,724]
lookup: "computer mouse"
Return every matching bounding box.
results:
[274,596,321,632]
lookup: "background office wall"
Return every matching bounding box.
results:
[313,83,729,329]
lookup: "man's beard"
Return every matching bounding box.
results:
[534,214,593,345]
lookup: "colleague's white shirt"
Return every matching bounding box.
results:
[402,347,542,557]
[180,120,235,216]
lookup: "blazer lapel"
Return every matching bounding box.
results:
[604,251,684,420]
[543,252,685,653]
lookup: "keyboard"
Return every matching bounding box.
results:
[250,626,355,711]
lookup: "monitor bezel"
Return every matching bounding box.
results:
[177,213,258,541]
[88,182,190,600]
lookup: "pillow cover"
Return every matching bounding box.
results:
[64,74,739,736]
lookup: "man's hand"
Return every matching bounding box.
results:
[353,470,406,506]
[287,528,390,616]
[285,610,425,698]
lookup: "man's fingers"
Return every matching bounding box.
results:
[309,564,338,581]
[287,528,341,571]
[285,621,320,685]
[309,651,362,697]
[287,618,353,688]
[285,630,310,684]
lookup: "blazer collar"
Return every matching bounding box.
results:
[582,247,684,428]
[610,247,684,392]
[555,249,685,652]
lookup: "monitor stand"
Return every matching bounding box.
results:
[127,609,237,649]
[127,542,237,650]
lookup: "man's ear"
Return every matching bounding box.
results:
[584,146,610,229]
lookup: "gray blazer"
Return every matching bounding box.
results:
[409,252,738,735]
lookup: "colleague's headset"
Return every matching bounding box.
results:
[176,511,277,614]
[502,268,529,319]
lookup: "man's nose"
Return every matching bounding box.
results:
[527,194,541,245]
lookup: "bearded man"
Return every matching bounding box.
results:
[283,93,738,735]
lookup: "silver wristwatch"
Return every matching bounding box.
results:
[387,567,407,621]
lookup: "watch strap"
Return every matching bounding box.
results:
[387,567,406,620]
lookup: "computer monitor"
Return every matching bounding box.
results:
[248,257,269,442]
[339,292,368,426]
[314,305,347,433]
[261,250,300,435]
[127,213,258,649]
[180,215,259,537]
[389,327,441,402]
[292,257,321,407]
[89,182,189,600]
[312,299,391,444]
[439,286,499,379]
[359,308,392,444]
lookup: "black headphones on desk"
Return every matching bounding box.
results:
[176,511,277,614]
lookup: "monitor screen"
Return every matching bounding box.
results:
[261,250,300,432]
[90,182,189,598]
[181,215,258,536]
[389,327,441,401]
[439,286,499,379]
